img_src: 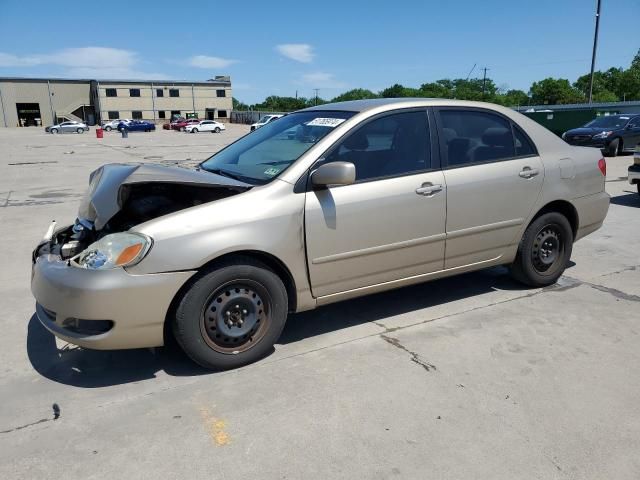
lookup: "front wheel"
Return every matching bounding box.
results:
[173,258,288,370]
[104,126,112,132]
[50,128,58,134]
[77,128,84,133]
[510,212,573,287]
[214,127,221,133]
[605,138,619,157]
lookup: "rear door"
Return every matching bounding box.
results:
[435,108,544,269]
[305,109,447,297]
[626,116,640,148]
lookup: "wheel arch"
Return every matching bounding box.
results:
[164,250,298,343]
[530,199,579,239]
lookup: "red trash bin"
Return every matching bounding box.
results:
[96,128,103,139]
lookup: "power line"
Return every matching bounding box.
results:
[465,63,477,81]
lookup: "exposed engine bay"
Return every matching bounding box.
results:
[35,163,251,261]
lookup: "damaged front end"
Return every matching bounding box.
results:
[34,163,252,262]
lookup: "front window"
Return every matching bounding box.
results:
[585,116,629,129]
[201,111,355,185]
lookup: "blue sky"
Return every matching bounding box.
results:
[0,0,638,103]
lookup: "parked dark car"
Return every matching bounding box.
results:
[118,120,156,132]
[563,114,640,157]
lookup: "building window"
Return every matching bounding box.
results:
[171,110,181,119]
[105,88,117,97]
[216,89,226,98]
[158,111,166,119]
[156,89,164,97]
[217,110,228,118]
[108,111,119,120]
[132,111,143,119]
[169,89,179,97]
[129,88,141,97]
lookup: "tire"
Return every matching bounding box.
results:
[510,212,573,287]
[180,127,186,132]
[192,128,198,133]
[50,128,58,134]
[104,126,112,132]
[637,183,640,196]
[173,258,288,370]
[77,128,84,133]
[605,138,619,157]
[214,127,221,133]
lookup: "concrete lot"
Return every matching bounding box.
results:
[0,126,639,479]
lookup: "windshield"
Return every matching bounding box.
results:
[585,116,629,129]
[201,110,354,185]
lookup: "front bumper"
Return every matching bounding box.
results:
[629,164,640,185]
[31,251,195,350]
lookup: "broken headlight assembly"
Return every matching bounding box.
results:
[73,233,152,270]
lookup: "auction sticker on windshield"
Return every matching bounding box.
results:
[305,118,347,128]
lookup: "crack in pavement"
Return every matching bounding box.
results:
[0,403,61,434]
[381,334,437,372]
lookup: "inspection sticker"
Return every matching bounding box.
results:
[305,118,346,128]
[264,167,280,177]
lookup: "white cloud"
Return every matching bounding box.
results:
[300,72,347,89]
[188,55,237,69]
[276,44,314,63]
[0,47,168,79]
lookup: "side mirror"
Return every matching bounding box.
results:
[311,161,356,187]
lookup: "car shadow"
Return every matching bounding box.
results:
[27,266,530,388]
[610,191,640,208]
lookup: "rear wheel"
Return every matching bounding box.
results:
[510,212,573,287]
[173,258,288,370]
[192,128,198,133]
[605,138,619,157]
[180,127,186,132]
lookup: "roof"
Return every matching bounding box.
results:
[0,76,231,86]
[304,98,452,112]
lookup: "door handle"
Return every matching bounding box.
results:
[519,167,539,179]
[415,183,443,196]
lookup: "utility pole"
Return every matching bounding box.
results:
[588,0,602,104]
[295,90,298,100]
[481,67,489,100]
[313,88,319,106]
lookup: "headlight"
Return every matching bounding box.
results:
[74,233,152,270]
[593,131,613,139]
[561,132,566,140]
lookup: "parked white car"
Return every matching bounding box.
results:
[185,120,226,133]
[250,114,283,131]
[101,119,131,132]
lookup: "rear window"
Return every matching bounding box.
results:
[514,125,536,157]
[439,109,516,167]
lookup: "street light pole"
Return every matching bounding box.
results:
[588,0,602,104]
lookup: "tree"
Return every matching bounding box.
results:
[495,89,530,107]
[331,89,378,102]
[529,78,585,105]
[380,84,410,98]
[232,97,248,110]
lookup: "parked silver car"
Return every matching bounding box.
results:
[32,99,610,369]
[45,121,89,134]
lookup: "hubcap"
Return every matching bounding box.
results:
[532,225,562,273]
[200,281,270,354]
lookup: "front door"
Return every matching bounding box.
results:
[305,109,447,297]
[435,108,544,269]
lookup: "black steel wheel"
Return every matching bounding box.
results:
[510,212,573,287]
[173,257,288,370]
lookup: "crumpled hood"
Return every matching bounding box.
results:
[78,163,251,230]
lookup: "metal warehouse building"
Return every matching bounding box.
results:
[0,76,232,128]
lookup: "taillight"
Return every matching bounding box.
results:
[598,157,606,176]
